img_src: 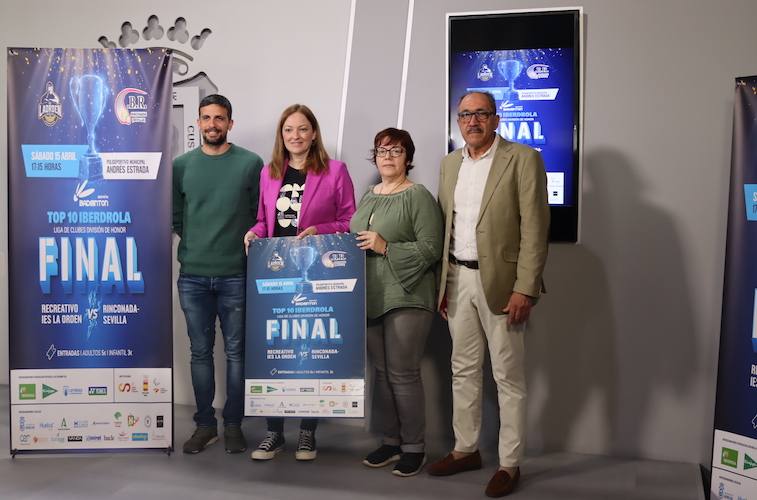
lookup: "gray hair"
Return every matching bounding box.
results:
[457,91,496,113]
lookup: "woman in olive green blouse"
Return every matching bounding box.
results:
[351,128,443,477]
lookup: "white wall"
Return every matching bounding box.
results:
[2,0,756,465]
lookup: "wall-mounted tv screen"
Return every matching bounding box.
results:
[447,9,582,242]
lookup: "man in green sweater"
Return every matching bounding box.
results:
[172,94,263,454]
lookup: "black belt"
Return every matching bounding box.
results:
[449,254,479,270]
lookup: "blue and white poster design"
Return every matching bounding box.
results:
[711,76,757,499]
[245,234,366,418]
[449,48,575,206]
[8,48,173,452]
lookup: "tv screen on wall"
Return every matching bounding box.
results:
[448,9,582,242]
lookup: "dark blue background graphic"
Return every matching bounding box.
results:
[714,76,757,440]
[245,234,366,380]
[8,48,173,369]
[449,48,576,207]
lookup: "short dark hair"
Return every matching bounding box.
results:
[458,91,496,113]
[370,127,416,171]
[199,94,232,120]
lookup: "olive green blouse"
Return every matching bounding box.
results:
[349,183,443,319]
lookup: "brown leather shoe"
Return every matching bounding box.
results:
[485,467,520,497]
[428,450,482,476]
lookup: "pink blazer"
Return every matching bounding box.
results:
[250,159,356,238]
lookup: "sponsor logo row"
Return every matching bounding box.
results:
[14,403,171,449]
[19,432,166,445]
[20,413,165,432]
[247,396,362,417]
[18,380,169,401]
[12,368,171,404]
[720,447,757,472]
[247,379,363,396]
[20,383,109,399]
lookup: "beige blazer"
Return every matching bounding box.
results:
[437,136,550,315]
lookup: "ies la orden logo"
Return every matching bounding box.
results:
[477,64,493,82]
[38,81,63,127]
[115,88,148,125]
[268,251,285,272]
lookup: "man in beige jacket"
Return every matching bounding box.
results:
[428,91,549,498]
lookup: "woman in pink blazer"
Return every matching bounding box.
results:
[243,104,356,462]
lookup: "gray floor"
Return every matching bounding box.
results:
[0,385,704,500]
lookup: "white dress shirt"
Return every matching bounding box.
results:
[451,135,499,261]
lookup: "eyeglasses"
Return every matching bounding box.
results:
[374,146,404,158]
[457,110,495,122]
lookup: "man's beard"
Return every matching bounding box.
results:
[202,128,228,146]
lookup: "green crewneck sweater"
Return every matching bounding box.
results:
[173,144,264,276]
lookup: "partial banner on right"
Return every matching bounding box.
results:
[711,76,757,499]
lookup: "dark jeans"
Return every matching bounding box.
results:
[178,273,246,427]
[367,308,433,453]
[267,418,318,433]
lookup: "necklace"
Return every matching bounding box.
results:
[379,178,407,195]
[369,178,408,228]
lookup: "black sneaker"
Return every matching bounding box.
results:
[182,426,218,454]
[295,429,317,461]
[362,444,402,468]
[392,452,426,477]
[251,431,285,460]
[224,424,247,453]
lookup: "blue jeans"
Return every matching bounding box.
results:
[178,273,246,427]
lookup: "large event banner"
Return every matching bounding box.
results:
[711,76,757,499]
[244,234,366,418]
[8,48,173,453]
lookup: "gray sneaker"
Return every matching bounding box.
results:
[183,426,218,454]
[224,424,247,453]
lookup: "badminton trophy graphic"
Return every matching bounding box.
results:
[290,245,317,293]
[70,74,107,181]
[497,59,523,101]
